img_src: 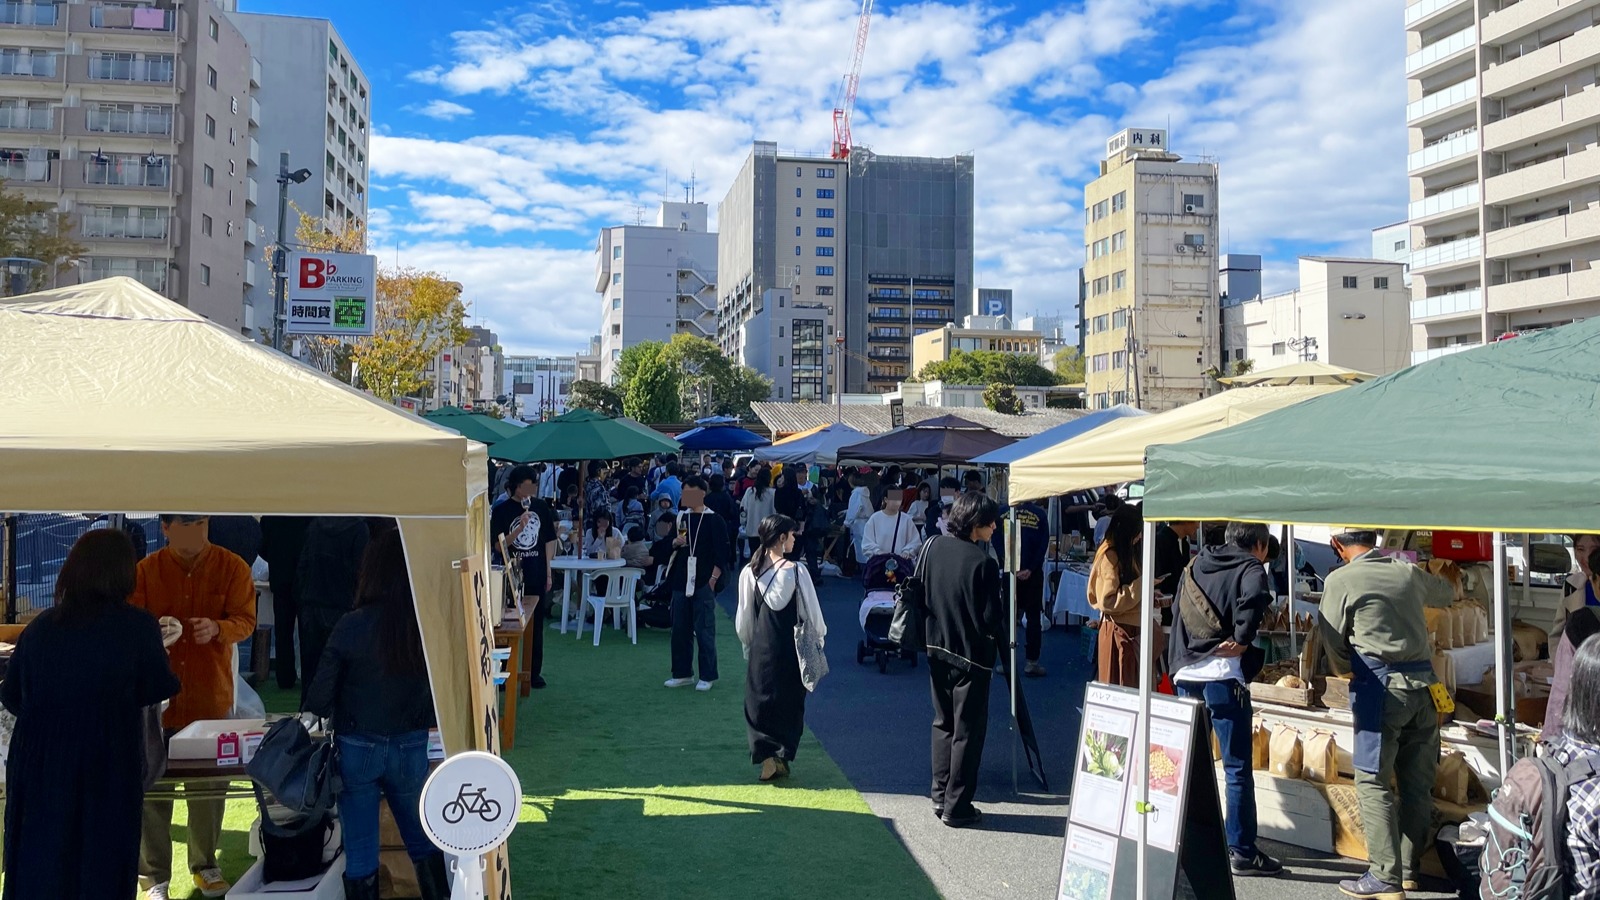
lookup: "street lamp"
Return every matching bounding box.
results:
[272,153,313,351]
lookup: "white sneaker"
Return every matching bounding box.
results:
[696,680,714,692]
[145,883,171,900]
[664,677,695,688]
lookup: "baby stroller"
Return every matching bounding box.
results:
[855,552,917,673]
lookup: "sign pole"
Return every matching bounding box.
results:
[421,750,522,900]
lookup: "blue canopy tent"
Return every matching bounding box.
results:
[674,424,771,452]
[968,405,1148,466]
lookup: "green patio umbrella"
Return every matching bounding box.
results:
[489,408,680,463]
[422,409,524,445]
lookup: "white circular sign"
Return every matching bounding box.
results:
[420,751,522,855]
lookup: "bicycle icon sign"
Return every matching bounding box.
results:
[442,783,503,825]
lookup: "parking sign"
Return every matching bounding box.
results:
[284,252,377,336]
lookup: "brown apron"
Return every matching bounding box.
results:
[1097,618,1165,687]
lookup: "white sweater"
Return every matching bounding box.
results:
[736,561,827,687]
[862,511,921,559]
[740,488,777,536]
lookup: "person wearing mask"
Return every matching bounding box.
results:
[651,462,684,511]
[705,474,741,561]
[922,493,1005,829]
[1087,505,1158,687]
[740,469,777,560]
[304,532,448,900]
[846,472,875,562]
[2,530,180,900]
[132,515,257,900]
[1318,530,1455,900]
[1167,522,1283,878]
[492,466,557,690]
[1011,498,1050,678]
[862,492,921,560]
[259,515,311,689]
[931,476,960,536]
[737,514,826,782]
[1549,637,1600,898]
[907,484,932,532]
[664,476,731,691]
[295,516,371,699]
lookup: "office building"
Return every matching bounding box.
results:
[575,335,601,384]
[912,321,1044,375]
[844,149,974,394]
[1371,221,1412,286]
[1018,312,1074,367]
[223,9,370,321]
[1219,253,1263,307]
[1222,257,1411,377]
[1405,0,1600,363]
[717,142,845,378]
[736,288,833,402]
[1081,128,1220,411]
[504,355,574,421]
[596,200,716,383]
[463,325,502,406]
[974,286,1012,318]
[0,0,254,330]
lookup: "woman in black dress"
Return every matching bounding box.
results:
[736,514,827,782]
[2,529,180,898]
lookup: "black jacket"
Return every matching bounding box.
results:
[1152,523,1191,597]
[667,511,730,593]
[1167,544,1272,675]
[296,517,370,611]
[303,607,436,735]
[705,490,739,560]
[920,535,1004,672]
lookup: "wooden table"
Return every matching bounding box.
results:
[494,605,533,751]
[152,757,256,802]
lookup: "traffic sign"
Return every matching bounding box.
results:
[421,751,521,857]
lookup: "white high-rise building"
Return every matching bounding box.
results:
[595,201,716,383]
[1405,0,1600,363]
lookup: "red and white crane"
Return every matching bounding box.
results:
[831,0,875,160]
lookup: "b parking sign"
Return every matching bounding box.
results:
[284,252,376,336]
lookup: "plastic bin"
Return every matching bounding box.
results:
[228,852,345,899]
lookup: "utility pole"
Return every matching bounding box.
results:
[272,152,312,351]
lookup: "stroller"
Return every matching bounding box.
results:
[855,551,917,673]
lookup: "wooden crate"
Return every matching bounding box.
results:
[1249,681,1315,708]
[1321,675,1350,710]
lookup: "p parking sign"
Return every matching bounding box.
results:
[284,252,376,336]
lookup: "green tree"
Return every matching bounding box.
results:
[623,343,681,422]
[355,270,472,403]
[713,365,773,418]
[1053,347,1086,383]
[568,379,622,416]
[919,349,1059,387]
[0,182,84,294]
[983,383,1025,415]
[663,334,733,420]
[615,340,666,390]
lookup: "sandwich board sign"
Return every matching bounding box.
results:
[422,751,521,899]
[284,251,376,336]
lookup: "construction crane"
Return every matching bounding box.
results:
[831,0,875,160]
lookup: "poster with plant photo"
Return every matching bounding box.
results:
[1069,702,1136,834]
[1058,824,1118,900]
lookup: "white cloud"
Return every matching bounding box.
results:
[411,99,475,121]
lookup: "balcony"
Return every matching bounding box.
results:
[867,331,909,344]
[81,4,173,32]
[1487,145,1600,206]
[1407,76,1476,125]
[0,103,50,132]
[248,136,259,166]
[247,176,258,206]
[81,55,176,85]
[250,57,261,89]
[244,259,256,287]
[1410,235,1482,271]
[1487,205,1600,259]
[1412,342,1480,365]
[0,155,55,184]
[1408,130,1478,173]
[75,156,172,189]
[0,51,54,79]
[1484,0,1600,47]
[1406,0,1471,28]
[1487,266,1600,312]
[912,295,955,306]
[80,212,169,241]
[75,105,174,138]
[1411,287,1482,320]
[1484,84,1600,153]
[1409,182,1479,222]
[83,259,167,293]
[867,312,906,323]
[249,97,260,126]
[245,217,260,246]
[1406,25,1475,77]
[868,351,908,362]
[1483,23,1600,98]
[0,2,58,28]
[868,372,904,383]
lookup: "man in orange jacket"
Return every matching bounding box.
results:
[131,515,257,900]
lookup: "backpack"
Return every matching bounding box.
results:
[1480,751,1598,899]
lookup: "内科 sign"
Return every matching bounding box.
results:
[283,251,377,336]
[1105,128,1168,159]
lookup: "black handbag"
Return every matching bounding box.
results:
[247,717,340,820]
[889,537,936,652]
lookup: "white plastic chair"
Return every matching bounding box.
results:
[576,567,644,646]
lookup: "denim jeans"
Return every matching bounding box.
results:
[1175,679,1257,854]
[336,731,436,879]
[671,584,719,682]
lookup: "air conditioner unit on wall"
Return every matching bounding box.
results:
[1184,204,1197,214]
[1147,365,1159,375]
[1175,244,1188,253]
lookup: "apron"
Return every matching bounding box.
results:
[1349,653,1435,774]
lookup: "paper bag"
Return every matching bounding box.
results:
[1302,731,1339,784]
[1426,607,1453,650]
[1451,605,1470,648]
[1474,607,1489,644]
[1431,651,1456,694]
[1433,751,1470,805]
[605,535,622,560]
[1252,724,1271,770]
[1268,723,1303,779]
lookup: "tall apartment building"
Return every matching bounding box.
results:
[844,149,974,393]
[1405,0,1600,362]
[1221,257,1411,377]
[717,142,846,379]
[1081,128,1219,412]
[0,0,254,330]
[595,200,716,384]
[223,8,370,322]
[738,288,833,402]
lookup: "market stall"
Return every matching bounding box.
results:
[753,422,869,466]
[835,413,1015,464]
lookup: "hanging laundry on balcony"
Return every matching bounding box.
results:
[99,7,134,27]
[131,7,166,29]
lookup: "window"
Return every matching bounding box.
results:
[611,324,620,336]
[1092,314,1109,333]
[815,266,834,276]
[796,187,802,198]
[1090,237,1109,259]
[1182,193,1205,209]
[1113,270,1126,291]
[1091,353,1110,373]
[816,246,834,257]
[612,273,621,285]
[1374,276,1390,289]
[1394,240,1405,251]
[1111,191,1126,212]
[1271,342,1286,355]
[204,115,215,137]
[796,207,802,217]
[1111,308,1128,330]
[778,327,784,338]
[1111,231,1126,252]
[817,188,834,199]
[612,245,621,259]
[796,166,803,176]
[201,214,212,236]
[611,298,620,309]
[206,65,217,89]
[1342,276,1359,289]
[816,167,835,178]
[815,227,834,237]
[1183,233,1206,247]
[202,164,214,186]
[1091,199,1108,221]
[796,245,802,256]
[209,17,219,39]
[1092,276,1109,296]
[200,264,210,285]
[795,226,801,236]
[816,286,834,295]
[778,355,784,367]
[1112,350,1126,369]
[816,207,834,218]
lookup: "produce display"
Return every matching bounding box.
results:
[1147,745,1183,795]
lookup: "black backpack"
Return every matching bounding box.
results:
[1480,751,1598,899]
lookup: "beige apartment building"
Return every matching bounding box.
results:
[1406,0,1600,361]
[1222,257,1412,377]
[1081,128,1220,412]
[911,321,1044,375]
[0,0,253,332]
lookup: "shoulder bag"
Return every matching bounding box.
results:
[889,537,937,653]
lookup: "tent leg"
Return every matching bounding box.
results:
[1008,506,1020,795]
[1493,532,1513,777]
[1136,519,1157,900]
[1287,524,1298,679]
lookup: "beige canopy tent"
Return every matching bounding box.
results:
[1007,384,1347,502]
[0,278,492,753]
[1216,360,1373,387]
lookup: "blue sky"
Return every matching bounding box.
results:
[254,0,1408,356]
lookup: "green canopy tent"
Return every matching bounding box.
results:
[488,409,679,464]
[422,408,525,445]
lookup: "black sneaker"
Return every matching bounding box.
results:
[941,807,983,829]
[1229,849,1284,877]
[1337,873,1402,899]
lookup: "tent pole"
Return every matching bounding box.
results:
[1287,524,1299,679]
[1521,533,1531,617]
[1008,505,1020,795]
[1493,532,1512,776]
[1136,519,1157,900]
